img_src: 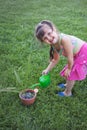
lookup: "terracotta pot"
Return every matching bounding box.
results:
[19,89,37,105]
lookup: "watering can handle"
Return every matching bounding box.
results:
[42,71,50,75]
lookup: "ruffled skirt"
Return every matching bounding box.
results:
[60,43,87,80]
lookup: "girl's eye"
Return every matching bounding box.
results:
[48,32,51,35]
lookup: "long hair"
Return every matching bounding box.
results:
[35,20,59,60]
[50,45,54,60]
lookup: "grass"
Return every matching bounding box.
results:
[0,0,87,129]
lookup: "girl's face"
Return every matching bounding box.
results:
[42,25,59,45]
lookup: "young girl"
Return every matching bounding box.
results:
[35,20,87,97]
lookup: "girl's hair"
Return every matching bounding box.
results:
[35,20,56,60]
[50,45,54,60]
[35,20,54,42]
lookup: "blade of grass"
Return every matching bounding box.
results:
[14,69,22,85]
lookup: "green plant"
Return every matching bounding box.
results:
[13,55,33,91]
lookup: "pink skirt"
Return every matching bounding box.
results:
[60,43,87,81]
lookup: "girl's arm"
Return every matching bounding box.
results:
[62,36,74,78]
[42,50,60,74]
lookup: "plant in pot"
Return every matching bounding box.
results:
[0,55,38,105]
[0,55,51,105]
[13,56,38,105]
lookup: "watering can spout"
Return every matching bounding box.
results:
[30,83,41,89]
[30,73,51,89]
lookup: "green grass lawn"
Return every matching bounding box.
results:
[0,0,87,129]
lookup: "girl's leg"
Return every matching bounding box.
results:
[64,80,75,96]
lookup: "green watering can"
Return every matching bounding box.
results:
[39,73,51,88]
[30,73,51,89]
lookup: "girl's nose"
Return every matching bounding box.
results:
[47,35,51,40]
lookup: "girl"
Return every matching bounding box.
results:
[35,20,87,97]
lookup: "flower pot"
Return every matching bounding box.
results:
[19,89,37,105]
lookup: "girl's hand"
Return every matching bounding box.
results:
[64,68,71,79]
[42,69,49,75]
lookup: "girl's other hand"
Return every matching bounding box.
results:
[42,69,49,75]
[64,68,71,79]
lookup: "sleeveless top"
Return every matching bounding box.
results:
[52,33,79,55]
